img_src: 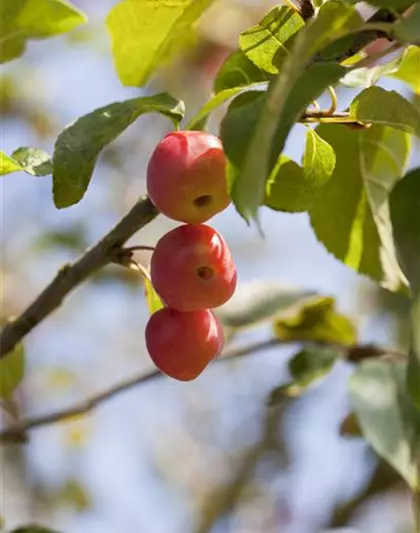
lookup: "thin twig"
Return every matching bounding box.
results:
[0,338,278,443]
[124,245,155,253]
[0,339,406,443]
[0,197,159,359]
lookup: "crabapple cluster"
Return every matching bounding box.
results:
[145,131,237,381]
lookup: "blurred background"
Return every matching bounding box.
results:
[1,1,419,532]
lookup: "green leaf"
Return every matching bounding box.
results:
[214,50,270,94]
[0,151,22,175]
[390,167,420,293]
[144,277,164,315]
[239,6,304,74]
[0,342,25,401]
[1,0,87,64]
[264,128,335,212]
[389,167,420,409]
[350,87,420,137]
[12,147,52,176]
[391,46,420,96]
[107,0,215,87]
[349,360,420,489]
[215,280,317,330]
[273,295,357,346]
[265,156,306,212]
[309,124,410,292]
[221,62,346,221]
[288,346,341,386]
[303,127,336,181]
[52,93,185,208]
[393,4,420,45]
[225,0,362,223]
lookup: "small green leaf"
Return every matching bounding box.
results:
[288,346,341,386]
[215,281,317,330]
[0,342,25,401]
[0,151,22,175]
[144,277,164,315]
[214,50,270,94]
[350,87,420,137]
[273,296,357,346]
[393,4,420,45]
[265,156,307,212]
[264,128,335,212]
[57,479,91,511]
[302,127,336,191]
[107,0,215,87]
[12,147,52,176]
[349,360,420,490]
[52,93,185,208]
[390,167,420,293]
[1,0,87,64]
[390,46,420,94]
[390,167,420,409]
[309,124,410,291]
[239,6,304,74]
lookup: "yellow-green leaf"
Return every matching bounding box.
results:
[239,6,304,74]
[0,342,25,401]
[273,296,357,346]
[265,128,336,212]
[390,46,420,94]
[2,0,87,64]
[309,124,410,292]
[0,151,22,175]
[107,0,215,87]
[144,277,164,315]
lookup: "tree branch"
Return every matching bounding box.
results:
[0,196,158,359]
[0,338,278,443]
[0,339,405,444]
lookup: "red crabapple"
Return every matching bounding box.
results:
[146,131,230,224]
[151,224,237,312]
[145,307,224,381]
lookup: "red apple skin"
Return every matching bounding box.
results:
[146,131,230,224]
[151,224,237,312]
[145,307,224,381]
